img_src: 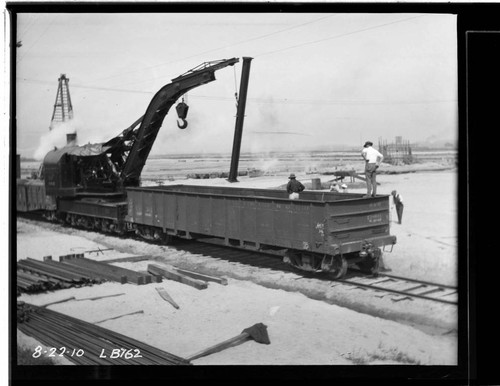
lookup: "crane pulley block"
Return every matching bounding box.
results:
[176,102,189,119]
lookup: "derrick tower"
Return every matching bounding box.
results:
[50,73,77,145]
[50,74,74,129]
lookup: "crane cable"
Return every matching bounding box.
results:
[233,65,239,108]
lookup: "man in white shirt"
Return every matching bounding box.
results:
[361,141,384,197]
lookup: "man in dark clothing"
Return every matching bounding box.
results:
[391,190,404,224]
[286,173,305,199]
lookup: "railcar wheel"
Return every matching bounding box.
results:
[325,255,348,279]
[283,251,322,272]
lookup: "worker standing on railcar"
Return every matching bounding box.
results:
[361,141,384,197]
[391,190,404,224]
[286,173,305,200]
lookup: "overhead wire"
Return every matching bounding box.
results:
[17,14,39,43]
[17,77,456,105]
[255,15,425,58]
[96,14,337,88]
[16,15,55,64]
[114,14,428,94]
[16,14,453,108]
[17,77,153,95]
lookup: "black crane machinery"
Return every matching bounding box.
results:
[42,58,240,198]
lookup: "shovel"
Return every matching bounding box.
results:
[186,323,270,362]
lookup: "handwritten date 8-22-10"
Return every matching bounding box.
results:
[32,345,143,359]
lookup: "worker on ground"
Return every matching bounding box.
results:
[361,141,384,197]
[340,183,348,193]
[286,173,305,200]
[391,190,404,224]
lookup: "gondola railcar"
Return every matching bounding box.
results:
[125,185,396,278]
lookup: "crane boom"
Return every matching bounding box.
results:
[41,58,240,196]
[105,57,239,186]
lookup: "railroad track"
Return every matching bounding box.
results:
[334,272,458,305]
[162,239,459,306]
[18,214,458,306]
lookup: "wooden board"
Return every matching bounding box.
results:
[148,264,208,290]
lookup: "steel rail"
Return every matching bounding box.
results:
[30,311,149,364]
[35,306,189,364]
[336,276,458,305]
[377,272,457,290]
[18,304,189,365]
[26,314,148,365]
[26,257,94,281]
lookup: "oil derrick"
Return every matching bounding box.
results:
[50,74,77,145]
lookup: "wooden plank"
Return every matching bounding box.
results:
[139,271,162,283]
[76,293,126,302]
[155,287,180,309]
[102,255,153,264]
[170,267,228,286]
[148,264,208,290]
[94,310,144,324]
[40,296,76,308]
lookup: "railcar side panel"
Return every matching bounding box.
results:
[16,180,51,212]
[211,196,226,235]
[125,185,396,256]
[16,181,28,212]
[58,199,128,221]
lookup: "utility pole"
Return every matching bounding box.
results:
[228,57,253,183]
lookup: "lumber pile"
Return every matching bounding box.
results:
[17,301,191,365]
[148,264,228,290]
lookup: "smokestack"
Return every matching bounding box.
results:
[228,57,253,183]
[66,133,77,145]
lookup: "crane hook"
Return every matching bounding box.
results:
[176,101,189,130]
[177,118,188,129]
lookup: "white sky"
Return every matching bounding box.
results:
[13,12,458,158]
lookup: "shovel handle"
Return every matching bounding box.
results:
[186,332,249,361]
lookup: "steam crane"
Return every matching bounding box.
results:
[42,58,239,199]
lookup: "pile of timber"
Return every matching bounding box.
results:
[17,301,190,365]
[17,254,159,295]
[148,263,228,291]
